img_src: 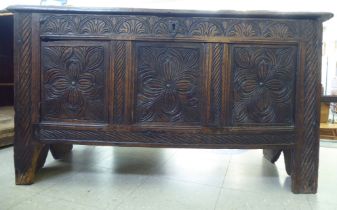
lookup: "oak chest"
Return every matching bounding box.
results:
[8,5,333,193]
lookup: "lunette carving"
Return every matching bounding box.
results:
[114,16,151,34]
[40,14,299,39]
[262,22,295,39]
[227,22,259,37]
[188,20,224,36]
[79,16,113,34]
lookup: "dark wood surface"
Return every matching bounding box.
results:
[0,14,14,106]
[263,149,282,163]
[7,5,333,21]
[263,149,293,175]
[50,144,73,159]
[9,6,333,193]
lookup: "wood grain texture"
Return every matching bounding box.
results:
[37,127,295,146]
[7,5,333,21]
[14,13,48,184]
[209,43,224,126]
[35,145,49,171]
[292,20,322,194]
[113,41,127,123]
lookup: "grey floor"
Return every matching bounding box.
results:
[1,143,337,210]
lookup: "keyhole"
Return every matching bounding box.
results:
[169,21,178,36]
[172,23,176,31]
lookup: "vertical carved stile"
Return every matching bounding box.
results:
[16,14,32,143]
[125,42,134,123]
[113,41,127,123]
[31,14,41,124]
[14,14,33,175]
[14,13,49,184]
[14,13,48,184]
[222,45,230,126]
[293,20,322,193]
[210,43,224,126]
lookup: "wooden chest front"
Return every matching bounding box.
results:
[8,5,332,193]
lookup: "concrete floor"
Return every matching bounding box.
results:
[1,143,337,210]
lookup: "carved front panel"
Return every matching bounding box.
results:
[40,14,300,40]
[231,45,297,125]
[41,42,108,122]
[135,42,202,123]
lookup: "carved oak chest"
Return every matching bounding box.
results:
[8,5,332,193]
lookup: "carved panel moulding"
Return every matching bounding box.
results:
[40,14,300,39]
[231,45,297,125]
[41,44,108,122]
[135,43,202,123]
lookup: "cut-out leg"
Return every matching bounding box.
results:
[14,143,49,185]
[263,149,294,176]
[50,144,73,160]
[289,20,320,194]
[263,149,282,163]
[14,13,49,185]
[35,145,50,171]
[291,139,319,194]
[283,149,293,176]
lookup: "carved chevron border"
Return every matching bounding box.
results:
[37,128,295,145]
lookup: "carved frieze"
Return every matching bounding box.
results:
[40,14,300,39]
